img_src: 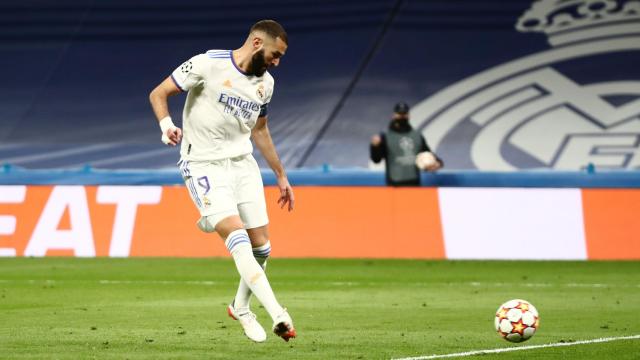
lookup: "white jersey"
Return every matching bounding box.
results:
[170,49,274,161]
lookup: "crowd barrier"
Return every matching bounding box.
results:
[1,168,639,259]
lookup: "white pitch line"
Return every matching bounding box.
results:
[391,335,640,360]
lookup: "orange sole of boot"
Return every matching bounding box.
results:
[227,306,238,320]
[273,323,296,342]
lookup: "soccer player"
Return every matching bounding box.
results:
[148,20,295,343]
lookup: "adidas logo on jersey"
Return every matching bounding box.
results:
[223,79,232,88]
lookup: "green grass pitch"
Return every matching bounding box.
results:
[1,258,639,359]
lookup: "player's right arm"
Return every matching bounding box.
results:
[149,77,183,146]
[149,54,206,146]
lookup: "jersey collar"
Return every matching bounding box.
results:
[230,50,251,76]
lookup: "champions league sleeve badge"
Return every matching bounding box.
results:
[412,0,640,170]
[180,61,193,74]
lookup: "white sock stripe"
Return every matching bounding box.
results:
[252,241,271,256]
[252,246,271,255]
[227,234,246,243]
[227,236,250,252]
[227,238,250,252]
[225,229,250,252]
[252,241,271,251]
[226,236,243,249]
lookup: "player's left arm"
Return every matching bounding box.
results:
[251,116,294,211]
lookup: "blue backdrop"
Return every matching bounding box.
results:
[1,0,638,171]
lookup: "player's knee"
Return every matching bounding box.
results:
[247,225,269,247]
[196,216,216,233]
[215,215,245,235]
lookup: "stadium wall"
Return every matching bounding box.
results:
[1,185,639,260]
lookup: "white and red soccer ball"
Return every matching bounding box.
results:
[495,299,539,343]
[415,151,438,170]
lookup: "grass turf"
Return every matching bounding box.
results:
[0,258,639,359]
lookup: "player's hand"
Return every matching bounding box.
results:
[371,135,381,146]
[162,127,182,146]
[276,176,295,212]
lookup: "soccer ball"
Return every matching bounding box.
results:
[494,299,539,343]
[415,151,438,170]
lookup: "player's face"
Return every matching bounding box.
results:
[250,36,287,76]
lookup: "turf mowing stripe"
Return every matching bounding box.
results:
[466,282,640,288]
[391,335,640,360]
[0,279,220,285]
[0,279,639,288]
[98,280,219,285]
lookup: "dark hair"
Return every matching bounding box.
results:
[251,20,288,45]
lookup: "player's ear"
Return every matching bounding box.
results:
[252,36,264,51]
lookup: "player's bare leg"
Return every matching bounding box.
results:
[216,216,295,341]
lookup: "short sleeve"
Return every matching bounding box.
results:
[170,54,207,92]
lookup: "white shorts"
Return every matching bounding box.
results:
[178,154,269,230]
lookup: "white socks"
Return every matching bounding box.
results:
[233,241,271,313]
[225,230,283,321]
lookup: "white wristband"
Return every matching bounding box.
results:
[159,116,177,145]
[159,116,176,133]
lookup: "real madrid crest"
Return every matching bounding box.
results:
[256,84,265,100]
[413,0,640,171]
